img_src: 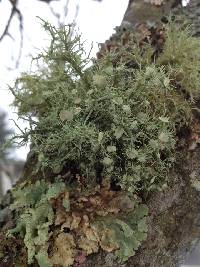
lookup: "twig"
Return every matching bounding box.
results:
[0,0,18,42]
[0,0,24,67]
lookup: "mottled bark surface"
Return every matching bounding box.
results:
[78,146,200,267]
[122,0,200,36]
[122,0,182,28]
[183,0,200,36]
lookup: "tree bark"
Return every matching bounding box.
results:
[122,0,200,36]
[122,0,181,28]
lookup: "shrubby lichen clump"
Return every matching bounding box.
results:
[4,19,200,266]
[12,21,196,193]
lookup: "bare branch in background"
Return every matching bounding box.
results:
[38,0,59,2]
[0,0,24,68]
[49,0,79,38]
[49,0,70,26]
[0,0,22,42]
[68,1,80,38]
[49,5,61,23]
[15,1,23,67]
[0,0,80,67]
[73,2,79,25]
[63,0,70,19]
[0,0,59,68]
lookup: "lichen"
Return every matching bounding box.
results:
[5,18,200,267]
[8,180,65,264]
[157,22,200,100]
[9,20,196,194]
[7,179,148,267]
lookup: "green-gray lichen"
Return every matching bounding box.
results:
[2,17,200,267]
[10,20,197,194]
[95,204,148,262]
[157,22,200,100]
[7,178,148,267]
[8,180,65,264]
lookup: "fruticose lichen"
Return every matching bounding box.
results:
[4,18,200,266]
[10,20,196,194]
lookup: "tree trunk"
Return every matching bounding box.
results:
[82,1,200,266]
[122,0,181,28]
[1,1,200,267]
[122,0,200,36]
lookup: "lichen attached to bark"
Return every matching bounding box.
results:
[1,18,200,267]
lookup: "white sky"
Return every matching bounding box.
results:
[0,0,128,160]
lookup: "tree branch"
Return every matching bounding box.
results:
[0,0,19,42]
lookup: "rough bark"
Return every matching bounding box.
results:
[82,149,200,267]
[122,0,182,28]
[122,0,200,36]
[183,0,200,36]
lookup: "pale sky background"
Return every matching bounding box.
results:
[0,0,128,160]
